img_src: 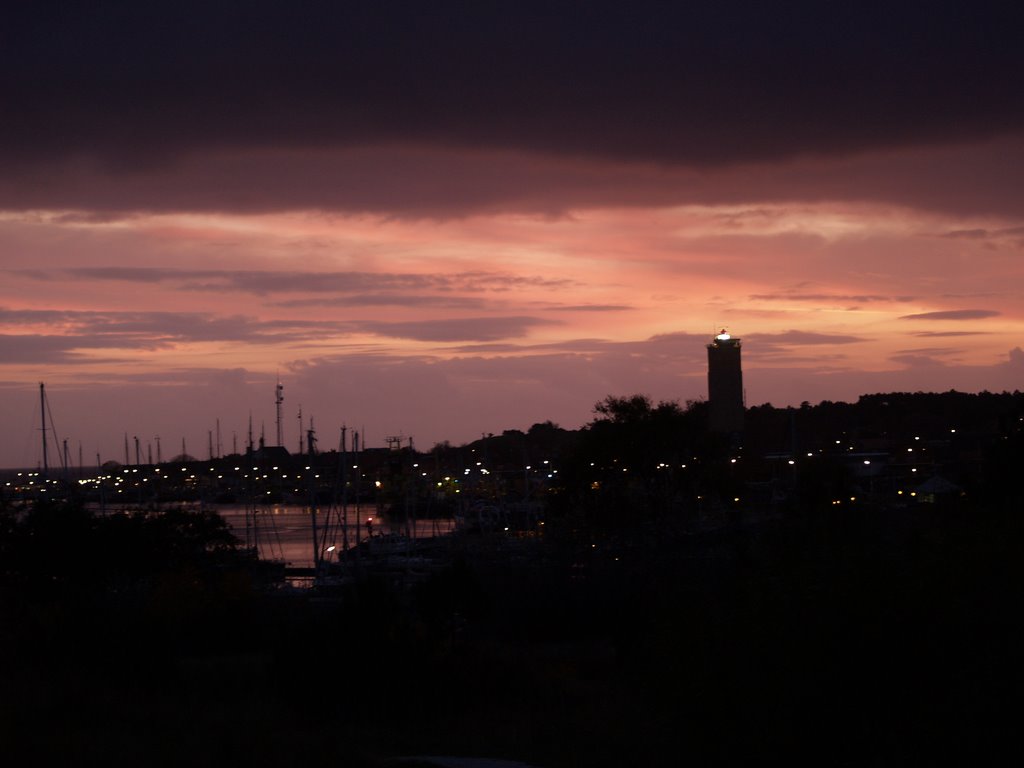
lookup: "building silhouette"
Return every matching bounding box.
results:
[707,329,744,434]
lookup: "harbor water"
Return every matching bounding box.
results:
[215,503,455,569]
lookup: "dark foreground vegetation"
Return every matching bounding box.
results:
[2,391,1023,766]
[3,504,1023,765]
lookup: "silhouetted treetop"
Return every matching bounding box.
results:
[592,394,677,424]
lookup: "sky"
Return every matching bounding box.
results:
[2,1,1023,468]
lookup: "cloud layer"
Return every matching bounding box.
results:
[1,4,1023,467]
[5,2,1024,167]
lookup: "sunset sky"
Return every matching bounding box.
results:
[2,2,1023,468]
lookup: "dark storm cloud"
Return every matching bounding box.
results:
[1,138,1022,217]
[899,309,1000,321]
[3,1,1022,171]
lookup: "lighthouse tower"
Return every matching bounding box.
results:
[707,329,744,434]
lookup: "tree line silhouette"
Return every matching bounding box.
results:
[2,389,1023,765]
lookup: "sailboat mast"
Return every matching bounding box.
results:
[308,445,320,570]
[39,383,49,475]
[340,425,349,552]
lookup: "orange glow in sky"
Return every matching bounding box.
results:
[2,187,1021,468]
[2,4,1022,466]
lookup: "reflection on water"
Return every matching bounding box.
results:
[216,503,455,568]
